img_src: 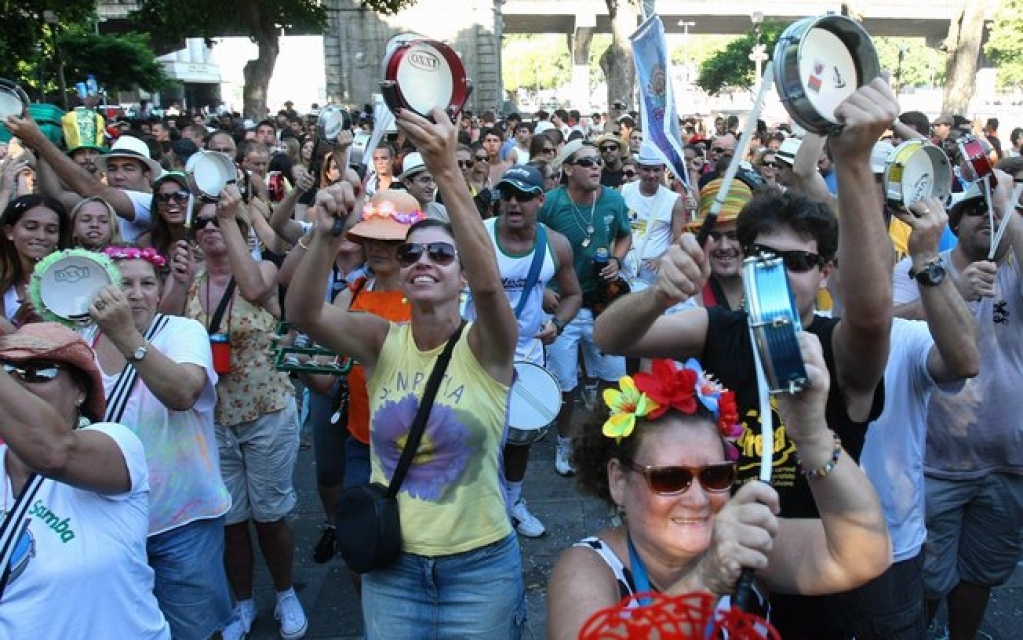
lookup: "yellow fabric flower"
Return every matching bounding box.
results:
[602,376,660,443]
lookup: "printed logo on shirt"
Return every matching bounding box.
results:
[0,511,35,586]
[29,500,77,543]
[734,402,799,489]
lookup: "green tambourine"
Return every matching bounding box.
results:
[29,249,120,326]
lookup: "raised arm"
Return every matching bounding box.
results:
[791,133,837,206]
[214,188,279,310]
[828,77,899,405]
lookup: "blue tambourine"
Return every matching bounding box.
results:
[742,255,808,394]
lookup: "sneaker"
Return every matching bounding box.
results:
[927,621,948,640]
[236,600,256,634]
[555,438,576,477]
[312,524,337,564]
[221,618,247,640]
[582,381,598,411]
[275,592,308,640]
[511,498,546,538]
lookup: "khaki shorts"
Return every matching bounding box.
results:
[216,397,300,525]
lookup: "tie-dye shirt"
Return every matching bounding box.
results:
[367,322,511,556]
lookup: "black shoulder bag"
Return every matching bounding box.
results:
[335,321,466,573]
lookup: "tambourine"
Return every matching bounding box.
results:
[270,321,353,376]
[29,249,120,327]
[742,255,808,394]
[883,140,952,211]
[186,150,236,202]
[956,134,993,183]
[774,15,880,135]
[380,34,472,120]
[507,362,560,446]
[0,78,29,120]
[316,104,351,144]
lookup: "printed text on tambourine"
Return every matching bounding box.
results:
[53,265,91,283]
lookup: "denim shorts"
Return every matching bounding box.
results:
[148,516,235,639]
[546,307,626,392]
[361,533,526,639]
[308,383,347,487]
[343,436,371,490]
[217,397,300,524]
[924,473,1023,596]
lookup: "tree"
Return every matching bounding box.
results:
[695,22,785,96]
[601,0,641,112]
[941,0,986,113]
[59,32,171,94]
[874,38,945,92]
[502,35,571,95]
[984,0,1023,91]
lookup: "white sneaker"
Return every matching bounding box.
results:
[555,438,576,477]
[511,498,546,538]
[221,619,247,640]
[275,592,308,640]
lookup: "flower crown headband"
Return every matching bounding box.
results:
[361,200,427,226]
[102,246,167,269]
[603,358,742,454]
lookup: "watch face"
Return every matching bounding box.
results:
[920,261,946,285]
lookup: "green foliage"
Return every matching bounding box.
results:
[873,37,944,90]
[502,35,571,93]
[695,21,786,95]
[129,0,326,44]
[359,0,421,15]
[984,0,1023,90]
[59,32,170,92]
[0,0,97,86]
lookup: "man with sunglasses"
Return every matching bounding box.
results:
[595,134,628,188]
[892,171,1023,640]
[595,77,900,639]
[465,164,581,537]
[541,139,632,477]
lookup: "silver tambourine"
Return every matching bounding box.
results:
[316,104,351,144]
[0,78,29,120]
[380,34,473,120]
[774,15,880,135]
[742,255,808,394]
[884,140,952,211]
[29,249,120,327]
[186,150,236,202]
[507,361,560,446]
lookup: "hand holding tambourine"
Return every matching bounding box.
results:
[893,197,947,259]
[89,285,139,346]
[215,184,243,222]
[772,332,830,447]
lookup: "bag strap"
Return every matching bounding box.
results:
[104,314,170,424]
[208,277,237,336]
[514,224,547,319]
[385,321,466,498]
[0,472,45,599]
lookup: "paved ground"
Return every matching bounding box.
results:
[244,397,1023,639]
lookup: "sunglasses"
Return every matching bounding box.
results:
[194,216,220,229]
[760,161,778,168]
[396,241,458,268]
[500,189,540,203]
[3,362,64,384]
[600,146,619,153]
[457,160,473,169]
[541,147,556,155]
[156,189,190,204]
[571,156,602,168]
[621,459,736,495]
[474,155,488,162]
[960,200,988,218]
[711,147,732,154]
[622,170,637,178]
[747,243,827,273]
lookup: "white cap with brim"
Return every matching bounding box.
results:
[94,135,164,181]
[398,151,427,181]
[776,136,801,166]
[636,142,664,167]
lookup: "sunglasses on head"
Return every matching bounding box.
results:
[3,362,64,384]
[621,459,736,495]
[396,241,458,268]
[194,216,220,229]
[500,189,540,203]
[571,156,602,168]
[748,243,827,273]
[156,189,190,204]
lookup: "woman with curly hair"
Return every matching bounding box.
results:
[547,335,891,639]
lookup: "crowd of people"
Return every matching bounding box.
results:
[0,62,1019,640]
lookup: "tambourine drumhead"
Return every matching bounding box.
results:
[956,135,992,183]
[742,256,808,394]
[30,250,118,325]
[508,361,561,436]
[884,141,952,210]
[774,15,880,134]
[0,79,28,120]
[381,35,470,119]
[186,151,235,201]
[317,105,350,142]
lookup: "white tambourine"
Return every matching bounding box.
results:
[29,249,119,326]
[380,34,472,120]
[186,150,236,202]
[0,78,29,120]
[883,140,952,211]
[774,15,880,135]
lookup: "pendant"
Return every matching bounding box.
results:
[586,225,595,235]
[582,237,591,248]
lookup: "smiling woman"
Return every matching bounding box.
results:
[0,195,71,330]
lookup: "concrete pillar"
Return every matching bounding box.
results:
[572,25,594,109]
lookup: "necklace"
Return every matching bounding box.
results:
[568,191,598,248]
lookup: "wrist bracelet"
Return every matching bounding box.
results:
[297,236,310,251]
[798,431,843,480]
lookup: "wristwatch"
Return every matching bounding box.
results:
[128,342,149,363]
[908,258,947,287]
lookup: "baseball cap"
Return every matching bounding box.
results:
[497,165,545,194]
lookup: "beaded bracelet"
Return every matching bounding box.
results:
[798,431,843,480]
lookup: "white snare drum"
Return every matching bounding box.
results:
[380,34,472,120]
[774,15,880,135]
[0,79,28,120]
[507,362,561,446]
[29,249,119,326]
[186,150,236,202]
[884,140,952,211]
[742,256,808,394]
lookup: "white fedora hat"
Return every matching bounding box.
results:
[94,135,164,180]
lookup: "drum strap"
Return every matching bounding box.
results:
[0,472,45,599]
[514,224,547,319]
[104,314,171,425]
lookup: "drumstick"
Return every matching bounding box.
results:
[184,193,195,241]
[989,181,1023,261]
[983,178,997,260]
[696,70,774,247]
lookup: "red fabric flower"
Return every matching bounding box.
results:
[633,360,698,419]
[717,390,742,438]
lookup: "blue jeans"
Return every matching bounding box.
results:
[343,436,371,489]
[148,516,235,639]
[361,533,526,639]
[309,383,347,487]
